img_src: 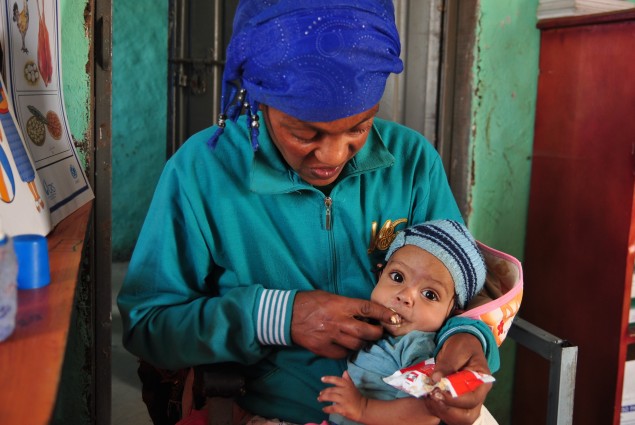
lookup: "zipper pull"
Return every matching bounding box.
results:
[324,197,332,230]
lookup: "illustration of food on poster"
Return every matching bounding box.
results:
[0,0,93,235]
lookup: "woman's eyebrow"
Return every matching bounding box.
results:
[281,120,317,131]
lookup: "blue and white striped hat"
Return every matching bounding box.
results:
[384,220,486,309]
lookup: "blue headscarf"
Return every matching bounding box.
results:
[209,0,404,150]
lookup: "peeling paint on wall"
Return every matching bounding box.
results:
[466,2,540,424]
[53,1,92,422]
[60,0,91,167]
[469,0,539,261]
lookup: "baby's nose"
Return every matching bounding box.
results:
[396,292,413,306]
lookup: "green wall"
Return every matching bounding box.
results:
[56,1,92,421]
[111,0,167,260]
[469,1,539,258]
[60,0,91,164]
[465,1,540,422]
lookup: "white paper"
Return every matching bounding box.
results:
[0,74,51,235]
[0,0,93,232]
[622,361,635,424]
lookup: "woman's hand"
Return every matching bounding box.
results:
[291,290,398,358]
[423,333,493,425]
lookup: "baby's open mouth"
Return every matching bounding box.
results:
[389,308,402,327]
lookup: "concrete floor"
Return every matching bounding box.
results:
[112,262,153,424]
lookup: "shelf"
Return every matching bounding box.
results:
[0,202,93,424]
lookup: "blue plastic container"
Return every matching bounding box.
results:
[13,234,50,290]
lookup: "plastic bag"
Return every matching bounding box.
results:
[383,358,495,398]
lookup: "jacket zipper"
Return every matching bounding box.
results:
[324,197,332,230]
[323,196,338,293]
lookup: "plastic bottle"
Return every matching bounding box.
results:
[0,217,18,342]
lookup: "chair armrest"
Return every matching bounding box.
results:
[508,317,578,425]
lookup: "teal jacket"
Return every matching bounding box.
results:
[117,115,497,423]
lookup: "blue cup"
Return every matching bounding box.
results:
[13,234,51,290]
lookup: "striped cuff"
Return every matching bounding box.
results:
[256,289,294,346]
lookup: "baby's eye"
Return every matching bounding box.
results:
[421,290,438,301]
[388,271,404,283]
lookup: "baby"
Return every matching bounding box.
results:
[318,219,496,425]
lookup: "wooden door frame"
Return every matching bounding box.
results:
[437,0,478,220]
[93,0,113,423]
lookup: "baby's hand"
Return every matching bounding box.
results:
[318,371,367,422]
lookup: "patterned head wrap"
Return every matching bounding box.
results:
[208,0,404,150]
[385,220,487,310]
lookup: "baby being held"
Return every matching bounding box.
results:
[318,219,494,425]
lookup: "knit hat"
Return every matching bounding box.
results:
[384,220,487,310]
[208,0,404,150]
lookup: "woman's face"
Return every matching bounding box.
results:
[262,104,379,187]
[372,245,456,337]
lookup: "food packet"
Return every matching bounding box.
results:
[382,358,495,398]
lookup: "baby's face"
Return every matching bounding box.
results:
[371,245,455,337]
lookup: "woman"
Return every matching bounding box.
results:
[118,1,497,424]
